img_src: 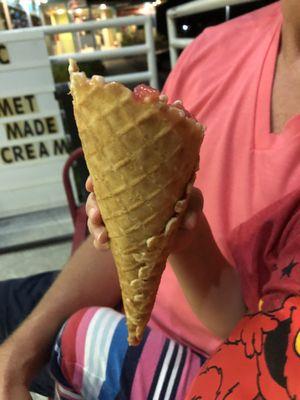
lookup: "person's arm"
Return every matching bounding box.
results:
[0,235,120,395]
[169,190,245,340]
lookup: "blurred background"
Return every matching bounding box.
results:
[0,0,277,84]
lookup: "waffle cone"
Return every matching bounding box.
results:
[69,60,204,345]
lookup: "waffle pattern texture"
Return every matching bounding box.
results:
[69,60,204,345]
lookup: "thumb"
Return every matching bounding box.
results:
[182,188,204,230]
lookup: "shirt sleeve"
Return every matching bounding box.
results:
[185,190,300,400]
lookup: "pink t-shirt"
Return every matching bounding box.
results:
[150,2,300,354]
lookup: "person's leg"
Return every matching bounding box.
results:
[50,307,207,400]
[0,271,59,397]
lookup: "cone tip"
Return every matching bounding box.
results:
[128,335,141,346]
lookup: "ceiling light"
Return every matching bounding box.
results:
[56,8,66,15]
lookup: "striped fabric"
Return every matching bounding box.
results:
[50,307,206,400]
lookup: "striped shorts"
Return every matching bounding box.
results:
[50,307,206,400]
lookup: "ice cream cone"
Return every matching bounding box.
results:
[69,59,204,345]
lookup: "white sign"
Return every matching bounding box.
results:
[0,30,69,217]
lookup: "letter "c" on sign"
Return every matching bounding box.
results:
[0,44,9,64]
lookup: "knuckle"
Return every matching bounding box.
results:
[86,194,93,212]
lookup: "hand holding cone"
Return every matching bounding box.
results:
[69,60,204,345]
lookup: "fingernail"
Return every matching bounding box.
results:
[97,229,108,244]
[96,231,102,242]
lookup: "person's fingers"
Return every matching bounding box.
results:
[87,218,108,244]
[92,223,109,250]
[93,238,110,250]
[85,189,108,251]
[85,175,93,192]
[90,207,102,225]
[95,226,108,244]
[85,193,102,223]
[183,211,198,230]
[182,188,204,230]
[188,187,204,212]
[85,192,94,215]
